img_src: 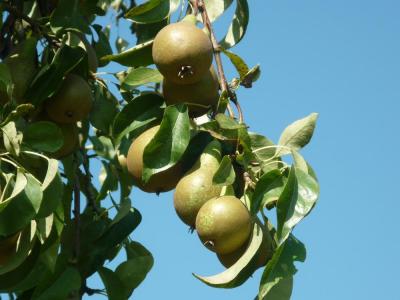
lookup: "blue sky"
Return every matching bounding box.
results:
[85,1,400,299]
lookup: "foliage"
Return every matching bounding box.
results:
[0,0,320,299]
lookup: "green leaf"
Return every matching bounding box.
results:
[142,104,190,182]
[112,92,164,144]
[193,221,263,288]
[0,172,43,235]
[198,0,234,22]
[2,121,21,156]
[220,0,249,49]
[93,24,113,67]
[50,0,89,33]
[125,0,171,24]
[36,267,81,300]
[100,40,154,67]
[250,133,276,162]
[23,121,63,153]
[278,113,319,156]
[258,235,305,299]
[259,276,293,300]
[99,267,128,300]
[276,166,297,245]
[97,161,118,201]
[215,113,246,130]
[221,49,249,79]
[123,67,163,87]
[0,62,12,98]
[90,83,119,135]
[251,169,283,215]
[28,45,86,105]
[115,242,154,296]
[135,20,168,44]
[213,155,235,186]
[90,136,115,160]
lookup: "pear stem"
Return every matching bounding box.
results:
[191,0,244,123]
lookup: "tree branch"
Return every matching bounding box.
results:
[73,155,81,261]
[81,150,100,213]
[190,0,244,123]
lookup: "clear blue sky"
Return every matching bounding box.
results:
[86,1,400,299]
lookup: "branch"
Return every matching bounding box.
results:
[73,155,81,261]
[191,0,244,123]
[2,2,59,46]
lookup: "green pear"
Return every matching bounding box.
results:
[4,37,37,103]
[174,140,223,227]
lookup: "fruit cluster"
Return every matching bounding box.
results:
[123,20,271,269]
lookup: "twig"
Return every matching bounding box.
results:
[2,2,59,46]
[191,0,244,123]
[73,155,81,260]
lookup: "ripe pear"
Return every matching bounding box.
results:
[126,125,183,193]
[196,195,252,255]
[163,66,219,117]
[4,37,37,103]
[0,232,20,265]
[174,140,222,227]
[217,228,273,269]
[45,74,93,123]
[152,21,213,85]
[52,123,79,159]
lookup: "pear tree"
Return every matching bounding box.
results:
[0,0,320,299]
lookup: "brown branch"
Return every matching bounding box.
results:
[2,2,59,46]
[191,0,244,123]
[73,155,81,261]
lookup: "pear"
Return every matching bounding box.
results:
[174,140,222,227]
[45,74,93,123]
[4,37,37,103]
[126,125,184,193]
[162,66,220,117]
[196,195,252,255]
[152,21,213,85]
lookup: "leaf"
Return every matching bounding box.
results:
[276,166,298,245]
[278,113,319,156]
[142,104,190,182]
[2,121,21,156]
[215,113,246,130]
[90,83,119,135]
[221,49,249,79]
[259,276,293,300]
[50,0,89,33]
[0,62,12,98]
[0,172,43,235]
[193,221,263,288]
[35,267,81,300]
[28,45,86,105]
[93,24,113,67]
[115,242,154,296]
[125,0,171,24]
[112,92,164,144]
[258,235,305,299]
[251,169,283,215]
[97,161,118,201]
[250,133,276,162]
[198,0,234,22]
[213,155,235,186]
[241,64,261,88]
[123,67,163,87]
[23,121,63,153]
[220,0,250,49]
[100,40,154,67]
[99,267,128,300]
[90,136,115,160]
